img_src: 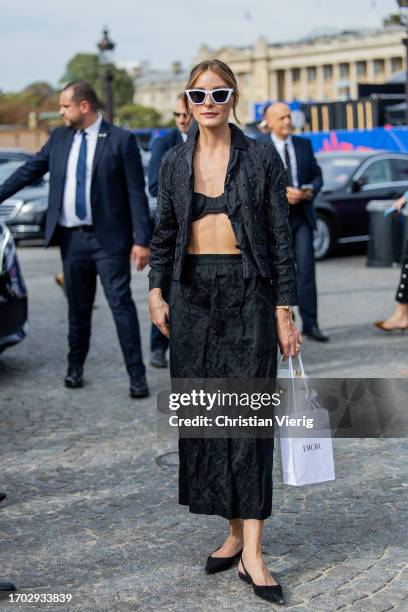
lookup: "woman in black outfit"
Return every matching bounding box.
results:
[149,59,301,605]
[374,193,408,332]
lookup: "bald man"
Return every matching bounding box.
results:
[263,103,329,342]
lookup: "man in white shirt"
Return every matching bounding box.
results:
[59,112,103,227]
[0,81,152,395]
[264,102,329,342]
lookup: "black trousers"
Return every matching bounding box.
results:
[59,226,145,376]
[170,254,277,520]
[396,250,408,304]
[290,209,318,331]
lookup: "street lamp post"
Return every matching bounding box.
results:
[397,0,408,125]
[97,28,115,123]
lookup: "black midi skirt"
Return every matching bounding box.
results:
[169,254,277,520]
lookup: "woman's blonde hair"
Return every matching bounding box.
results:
[184,59,240,124]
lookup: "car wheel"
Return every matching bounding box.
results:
[313,213,334,260]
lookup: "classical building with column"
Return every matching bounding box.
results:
[134,24,406,124]
[133,62,189,123]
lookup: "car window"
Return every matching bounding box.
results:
[317,156,362,190]
[0,160,44,187]
[390,158,408,182]
[0,161,25,182]
[360,159,392,186]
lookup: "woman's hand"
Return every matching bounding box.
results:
[392,196,407,212]
[149,288,170,338]
[276,309,302,359]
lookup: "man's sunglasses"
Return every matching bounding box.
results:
[173,112,188,118]
[185,88,234,105]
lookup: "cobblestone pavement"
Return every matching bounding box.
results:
[0,247,407,611]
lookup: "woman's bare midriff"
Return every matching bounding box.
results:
[187,213,240,254]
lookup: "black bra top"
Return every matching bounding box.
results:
[191,191,228,221]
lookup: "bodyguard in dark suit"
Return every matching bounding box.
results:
[264,102,329,341]
[0,81,152,396]
[147,93,190,368]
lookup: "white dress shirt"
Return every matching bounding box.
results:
[271,133,299,188]
[59,114,103,227]
[181,131,188,143]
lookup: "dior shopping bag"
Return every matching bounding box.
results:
[278,353,335,486]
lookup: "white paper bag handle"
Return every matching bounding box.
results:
[297,352,306,379]
[288,354,298,414]
[288,353,306,378]
[288,352,314,414]
[287,352,306,377]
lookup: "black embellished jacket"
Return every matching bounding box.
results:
[148,123,298,306]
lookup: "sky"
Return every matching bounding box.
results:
[0,0,400,92]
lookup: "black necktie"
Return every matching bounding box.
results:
[284,143,293,187]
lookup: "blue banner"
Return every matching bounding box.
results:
[132,124,408,154]
[301,127,408,153]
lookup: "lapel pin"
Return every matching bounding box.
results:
[98,133,107,138]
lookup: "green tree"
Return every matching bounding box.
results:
[163,117,176,128]
[61,53,100,87]
[0,82,59,127]
[20,82,58,119]
[22,81,55,106]
[61,53,134,111]
[0,94,32,125]
[116,103,161,128]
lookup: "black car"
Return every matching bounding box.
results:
[0,221,28,353]
[314,151,408,259]
[0,159,49,242]
[0,147,31,164]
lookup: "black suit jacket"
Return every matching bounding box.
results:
[0,119,151,254]
[148,128,183,198]
[261,134,323,229]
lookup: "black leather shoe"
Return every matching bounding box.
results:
[238,556,284,605]
[205,546,243,574]
[64,366,84,389]
[0,580,17,600]
[0,580,16,591]
[129,373,150,398]
[150,350,168,369]
[303,326,330,342]
[0,492,6,502]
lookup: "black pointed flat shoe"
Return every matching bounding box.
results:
[205,546,243,574]
[238,556,284,605]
